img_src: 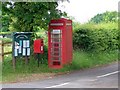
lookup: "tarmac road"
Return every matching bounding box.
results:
[1,62,119,89]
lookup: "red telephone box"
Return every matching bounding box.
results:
[48,18,73,69]
[34,39,44,54]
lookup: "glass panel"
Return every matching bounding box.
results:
[51,48,61,56]
[51,48,61,53]
[53,52,60,56]
[50,29,62,61]
[53,43,60,47]
[51,34,61,38]
[53,61,60,65]
[51,38,61,42]
[51,57,61,60]
[53,48,61,52]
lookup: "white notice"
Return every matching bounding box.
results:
[26,40,30,47]
[19,46,22,53]
[15,42,19,49]
[23,40,26,48]
[14,49,18,56]
[27,48,30,56]
[22,48,26,56]
[15,46,19,49]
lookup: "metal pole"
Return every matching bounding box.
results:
[37,53,40,67]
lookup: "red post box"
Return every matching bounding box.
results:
[34,39,44,54]
[48,18,73,69]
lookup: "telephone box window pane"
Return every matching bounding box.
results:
[53,53,60,56]
[51,48,60,52]
[53,52,61,57]
[53,43,60,47]
[51,51,61,56]
[54,48,60,52]
[52,38,61,42]
[54,48,59,51]
[51,57,61,60]
[51,44,61,48]
[53,62,60,65]
[51,48,61,55]
[51,34,61,38]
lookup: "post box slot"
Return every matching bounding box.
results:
[41,41,43,43]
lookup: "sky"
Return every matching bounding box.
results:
[58,0,119,23]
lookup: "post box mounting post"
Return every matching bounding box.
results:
[33,39,44,67]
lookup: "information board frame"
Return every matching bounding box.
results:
[12,32,32,69]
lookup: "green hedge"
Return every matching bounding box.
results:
[73,23,118,52]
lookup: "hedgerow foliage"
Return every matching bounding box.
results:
[73,23,118,52]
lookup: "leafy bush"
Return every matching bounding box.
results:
[73,23,118,52]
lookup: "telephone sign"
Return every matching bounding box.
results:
[13,32,31,57]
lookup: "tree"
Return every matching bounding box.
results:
[2,2,67,32]
[1,14,11,32]
[89,11,118,24]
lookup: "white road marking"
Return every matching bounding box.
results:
[77,79,98,82]
[46,71,119,88]
[87,79,98,81]
[97,71,119,78]
[45,82,69,88]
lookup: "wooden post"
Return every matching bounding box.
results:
[12,40,16,70]
[25,56,28,65]
[12,56,16,70]
[0,40,4,62]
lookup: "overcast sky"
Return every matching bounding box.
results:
[58,0,119,23]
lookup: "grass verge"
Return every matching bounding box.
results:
[2,50,118,83]
[71,50,118,70]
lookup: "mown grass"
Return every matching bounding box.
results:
[2,50,118,82]
[71,50,118,70]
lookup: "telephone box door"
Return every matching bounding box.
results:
[49,29,62,68]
